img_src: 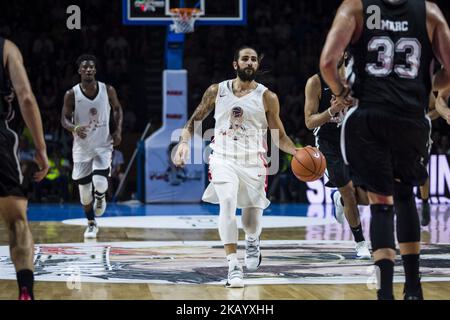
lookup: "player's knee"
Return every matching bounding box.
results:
[219,194,237,212]
[370,205,396,251]
[394,182,420,243]
[79,183,93,206]
[92,175,108,194]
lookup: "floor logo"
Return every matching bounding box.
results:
[0,240,449,285]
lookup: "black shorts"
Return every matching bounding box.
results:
[317,138,351,188]
[342,106,430,196]
[0,121,25,198]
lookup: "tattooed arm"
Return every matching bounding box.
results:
[179,84,218,143]
[174,84,218,167]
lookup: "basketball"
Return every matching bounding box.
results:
[291,146,327,182]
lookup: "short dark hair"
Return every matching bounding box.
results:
[76,54,98,68]
[233,46,263,63]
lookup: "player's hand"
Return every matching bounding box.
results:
[33,148,49,182]
[333,86,353,109]
[330,94,351,114]
[173,142,189,168]
[74,125,89,139]
[112,131,122,146]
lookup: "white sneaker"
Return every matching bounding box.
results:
[331,189,345,224]
[245,235,262,271]
[355,241,371,259]
[84,224,98,239]
[94,194,106,217]
[225,265,244,288]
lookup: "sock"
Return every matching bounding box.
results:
[227,253,238,268]
[375,259,395,299]
[402,254,420,293]
[17,269,34,299]
[350,223,365,243]
[85,207,95,223]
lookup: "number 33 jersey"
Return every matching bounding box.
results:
[349,0,433,118]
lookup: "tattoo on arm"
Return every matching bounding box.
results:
[183,84,218,139]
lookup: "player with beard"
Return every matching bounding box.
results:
[174,46,297,288]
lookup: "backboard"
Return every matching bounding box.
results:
[123,0,247,26]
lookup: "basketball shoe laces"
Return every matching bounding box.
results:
[246,238,260,258]
[95,194,104,210]
[228,265,243,280]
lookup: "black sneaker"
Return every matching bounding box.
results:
[377,291,395,300]
[404,281,424,300]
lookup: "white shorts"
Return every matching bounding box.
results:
[202,156,270,210]
[72,148,112,182]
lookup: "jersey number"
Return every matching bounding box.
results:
[366,37,421,79]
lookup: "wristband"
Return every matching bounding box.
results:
[73,125,80,133]
[327,108,335,117]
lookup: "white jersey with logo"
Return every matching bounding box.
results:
[210,79,269,165]
[202,80,271,210]
[72,81,113,163]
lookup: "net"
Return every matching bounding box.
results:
[169,8,202,33]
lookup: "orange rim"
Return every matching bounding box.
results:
[169,8,201,17]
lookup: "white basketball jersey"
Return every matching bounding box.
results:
[72,81,112,162]
[210,80,268,165]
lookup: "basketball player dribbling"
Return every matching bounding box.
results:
[61,55,123,239]
[174,47,297,288]
[304,53,371,259]
[321,0,450,299]
[0,38,49,300]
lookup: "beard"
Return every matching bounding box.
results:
[236,66,257,82]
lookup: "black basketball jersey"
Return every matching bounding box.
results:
[350,0,433,118]
[314,73,340,142]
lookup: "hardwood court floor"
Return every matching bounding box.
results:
[0,204,449,300]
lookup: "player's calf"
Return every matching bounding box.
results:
[370,204,396,300]
[394,182,423,299]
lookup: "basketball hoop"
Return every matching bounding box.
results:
[169,8,202,33]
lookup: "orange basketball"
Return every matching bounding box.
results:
[291,146,327,182]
